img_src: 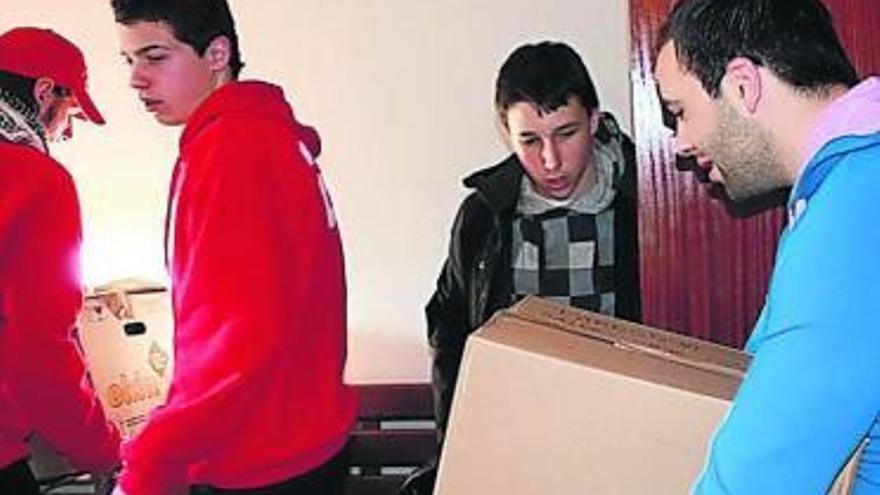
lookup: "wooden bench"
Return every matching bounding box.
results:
[35,382,437,494]
[347,383,437,495]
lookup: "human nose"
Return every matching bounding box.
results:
[671,131,715,171]
[129,62,149,90]
[541,139,562,172]
[672,132,697,158]
[62,119,73,140]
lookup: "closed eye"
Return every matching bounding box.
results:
[518,135,541,147]
[661,106,681,132]
[145,53,168,64]
[555,126,579,139]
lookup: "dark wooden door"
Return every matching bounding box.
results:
[630,0,880,348]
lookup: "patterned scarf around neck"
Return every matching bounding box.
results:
[0,88,47,153]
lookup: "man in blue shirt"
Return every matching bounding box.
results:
[654,0,880,493]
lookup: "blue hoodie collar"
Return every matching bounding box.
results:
[788,132,880,225]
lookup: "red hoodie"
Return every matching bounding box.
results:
[0,141,121,471]
[118,81,358,494]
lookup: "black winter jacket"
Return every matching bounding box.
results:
[425,113,642,445]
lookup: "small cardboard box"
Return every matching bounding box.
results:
[77,286,175,439]
[435,296,748,495]
[29,284,174,480]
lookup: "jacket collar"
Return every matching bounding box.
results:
[462,154,523,214]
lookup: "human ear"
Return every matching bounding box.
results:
[589,110,600,135]
[205,35,231,72]
[722,57,762,114]
[494,111,515,149]
[32,78,56,107]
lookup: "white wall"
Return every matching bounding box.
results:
[3,1,630,383]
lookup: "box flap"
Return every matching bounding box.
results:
[504,296,749,379]
[89,277,166,296]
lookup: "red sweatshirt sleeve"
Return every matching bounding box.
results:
[2,162,121,471]
[119,120,322,494]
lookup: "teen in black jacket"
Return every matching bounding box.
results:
[403,41,642,495]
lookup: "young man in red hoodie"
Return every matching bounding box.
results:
[111,1,358,494]
[0,27,122,493]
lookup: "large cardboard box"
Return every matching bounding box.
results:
[435,297,863,494]
[29,283,174,481]
[435,296,748,495]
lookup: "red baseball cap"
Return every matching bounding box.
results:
[0,27,104,124]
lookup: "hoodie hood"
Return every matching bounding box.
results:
[790,77,880,221]
[802,77,880,166]
[181,80,322,159]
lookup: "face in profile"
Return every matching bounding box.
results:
[654,42,785,202]
[505,96,599,201]
[38,88,80,142]
[117,20,223,126]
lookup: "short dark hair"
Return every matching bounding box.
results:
[495,41,599,126]
[0,70,70,116]
[0,71,39,112]
[111,0,245,78]
[657,0,858,98]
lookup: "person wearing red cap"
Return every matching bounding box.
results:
[0,27,121,493]
[110,1,358,494]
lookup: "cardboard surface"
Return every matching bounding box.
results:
[435,296,748,495]
[77,288,174,439]
[508,296,749,379]
[29,286,174,480]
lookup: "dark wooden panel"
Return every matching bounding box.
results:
[347,383,436,495]
[349,429,437,466]
[356,383,434,420]
[346,475,409,495]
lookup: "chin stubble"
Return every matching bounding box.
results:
[705,102,789,201]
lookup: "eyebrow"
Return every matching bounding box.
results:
[515,120,582,137]
[120,44,169,57]
[554,122,580,132]
[662,95,681,106]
